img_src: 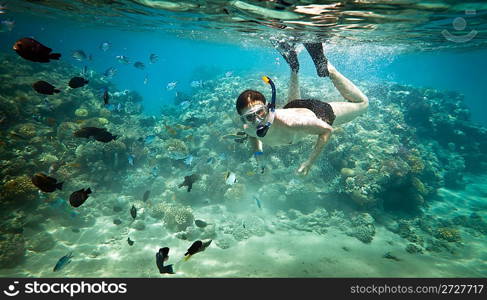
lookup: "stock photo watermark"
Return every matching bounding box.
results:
[2,280,127,297]
[442,9,478,43]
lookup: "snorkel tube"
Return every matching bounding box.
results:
[256,75,276,137]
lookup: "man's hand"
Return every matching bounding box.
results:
[298,161,312,176]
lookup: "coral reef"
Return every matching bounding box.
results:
[0,233,25,269]
[150,203,194,232]
[435,227,461,242]
[0,175,39,207]
[347,213,376,243]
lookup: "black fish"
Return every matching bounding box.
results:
[127,237,134,246]
[69,188,92,207]
[142,190,150,202]
[183,240,212,261]
[31,173,63,193]
[133,61,145,70]
[68,76,89,88]
[130,205,137,219]
[73,127,117,143]
[178,174,200,192]
[32,81,60,95]
[13,37,61,63]
[194,220,207,228]
[103,88,109,105]
[156,247,174,274]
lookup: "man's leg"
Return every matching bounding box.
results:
[327,62,369,125]
[273,41,301,102]
[288,69,301,102]
[304,43,329,77]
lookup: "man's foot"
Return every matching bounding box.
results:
[303,43,329,77]
[274,41,299,73]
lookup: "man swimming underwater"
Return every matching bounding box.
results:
[236,42,369,176]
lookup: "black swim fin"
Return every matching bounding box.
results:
[303,43,329,77]
[273,41,299,73]
[161,264,174,274]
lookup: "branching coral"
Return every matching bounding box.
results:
[152,203,194,232]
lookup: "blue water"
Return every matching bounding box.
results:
[3,12,486,125]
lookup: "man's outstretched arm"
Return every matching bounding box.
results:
[294,119,333,175]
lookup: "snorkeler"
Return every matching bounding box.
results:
[236,42,369,175]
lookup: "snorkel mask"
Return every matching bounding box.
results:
[254,75,276,137]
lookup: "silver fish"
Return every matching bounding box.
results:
[116,55,130,64]
[225,171,237,185]
[72,50,87,61]
[103,67,117,78]
[166,81,177,90]
[99,41,111,52]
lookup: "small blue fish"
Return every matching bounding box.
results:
[190,80,202,88]
[180,101,190,110]
[53,252,73,272]
[144,135,156,145]
[183,155,193,166]
[254,196,262,209]
[103,67,117,78]
[49,198,67,209]
[206,157,214,164]
[99,41,111,52]
[128,154,135,166]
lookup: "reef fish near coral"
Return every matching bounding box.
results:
[225,172,237,185]
[102,87,109,105]
[53,252,73,272]
[31,173,63,193]
[183,155,193,166]
[183,240,212,261]
[178,174,200,192]
[127,237,134,246]
[32,80,60,95]
[130,205,137,219]
[73,127,117,143]
[142,190,150,202]
[254,196,262,209]
[156,247,174,274]
[144,135,155,144]
[69,188,92,207]
[13,37,61,63]
[68,76,89,89]
[194,219,208,228]
[128,154,135,166]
